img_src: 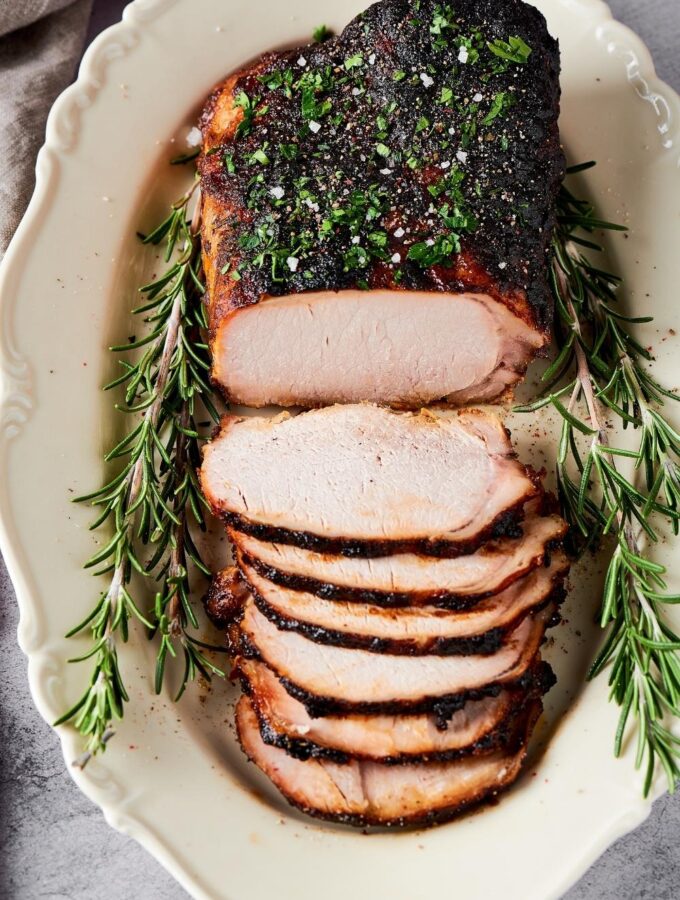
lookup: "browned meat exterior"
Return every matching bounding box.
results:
[204,566,249,628]
[199,0,563,409]
[237,694,539,826]
[236,553,567,655]
[232,508,567,608]
[237,599,553,715]
[239,657,553,763]
[200,405,538,557]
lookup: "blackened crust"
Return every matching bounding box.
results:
[221,497,528,559]
[279,659,555,721]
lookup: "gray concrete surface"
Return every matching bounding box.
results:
[1,0,679,897]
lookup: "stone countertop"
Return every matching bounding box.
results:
[1,0,679,897]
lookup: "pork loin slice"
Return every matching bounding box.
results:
[236,695,537,826]
[240,658,551,763]
[201,405,538,556]
[239,600,552,714]
[232,509,566,607]
[238,553,568,655]
[215,290,546,408]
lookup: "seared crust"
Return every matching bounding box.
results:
[276,657,555,721]
[203,566,249,628]
[200,0,564,369]
[222,499,529,559]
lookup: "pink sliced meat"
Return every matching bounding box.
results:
[200,405,538,557]
[215,290,546,408]
[236,695,538,826]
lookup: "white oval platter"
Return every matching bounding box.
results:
[0,1,679,898]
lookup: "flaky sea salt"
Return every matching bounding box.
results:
[185,126,202,147]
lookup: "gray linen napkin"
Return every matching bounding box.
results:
[0,0,93,256]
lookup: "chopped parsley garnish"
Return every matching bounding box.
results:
[407,233,461,266]
[313,24,333,43]
[430,4,458,37]
[344,53,363,70]
[234,91,262,139]
[279,143,299,160]
[248,146,270,166]
[482,91,515,125]
[222,5,542,286]
[487,35,532,64]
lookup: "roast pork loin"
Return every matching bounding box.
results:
[236,695,539,826]
[200,405,538,556]
[199,0,563,409]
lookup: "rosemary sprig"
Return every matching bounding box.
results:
[517,162,680,794]
[57,177,224,764]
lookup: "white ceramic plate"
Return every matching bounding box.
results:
[1,1,679,898]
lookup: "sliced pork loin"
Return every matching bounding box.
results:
[237,553,568,655]
[213,290,546,409]
[238,600,553,715]
[237,695,539,826]
[232,508,567,607]
[200,405,538,557]
[239,657,553,763]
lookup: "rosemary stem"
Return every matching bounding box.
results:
[168,410,189,639]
